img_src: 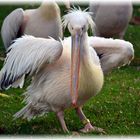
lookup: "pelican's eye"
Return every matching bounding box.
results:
[71,26,74,30]
[81,25,86,32]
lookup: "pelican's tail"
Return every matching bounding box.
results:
[14,80,51,120]
[13,103,49,121]
[14,91,51,120]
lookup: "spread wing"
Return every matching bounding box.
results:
[89,36,134,74]
[1,8,24,49]
[0,35,63,90]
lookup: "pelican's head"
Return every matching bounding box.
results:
[63,8,94,36]
[63,8,94,107]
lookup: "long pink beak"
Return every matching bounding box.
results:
[71,33,81,107]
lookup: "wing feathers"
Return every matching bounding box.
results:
[0,35,63,90]
[89,36,134,74]
[1,8,24,49]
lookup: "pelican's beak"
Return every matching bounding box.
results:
[71,29,82,107]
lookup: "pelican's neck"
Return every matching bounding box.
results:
[78,32,104,103]
[38,2,60,20]
[80,32,90,63]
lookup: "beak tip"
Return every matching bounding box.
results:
[72,100,77,107]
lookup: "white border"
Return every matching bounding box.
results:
[0,0,139,4]
[0,0,140,139]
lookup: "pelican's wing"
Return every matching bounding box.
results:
[1,8,24,49]
[0,35,63,90]
[89,37,134,74]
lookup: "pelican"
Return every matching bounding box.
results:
[1,1,63,49]
[0,9,104,133]
[89,2,133,38]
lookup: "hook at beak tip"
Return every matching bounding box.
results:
[72,100,78,108]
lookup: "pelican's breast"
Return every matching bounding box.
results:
[78,60,104,105]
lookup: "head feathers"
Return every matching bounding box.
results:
[62,7,95,32]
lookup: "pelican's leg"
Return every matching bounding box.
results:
[56,111,69,133]
[76,107,105,133]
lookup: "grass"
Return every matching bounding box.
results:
[0,3,140,136]
[0,66,140,135]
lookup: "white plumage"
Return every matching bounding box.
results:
[0,8,134,133]
[0,35,62,90]
[0,9,104,133]
[88,36,134,74]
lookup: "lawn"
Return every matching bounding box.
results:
[0,2,140,136]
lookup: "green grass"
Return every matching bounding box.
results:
[0,66,140,135]
[125,25,140,64]
[0,3,140,136]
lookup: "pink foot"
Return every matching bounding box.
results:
[80,123,105,134]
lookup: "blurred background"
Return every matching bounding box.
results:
[0,2,140,64]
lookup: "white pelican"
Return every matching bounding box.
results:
[89,2,133,38]
[1,1,63,49]
[0,9,104,133]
